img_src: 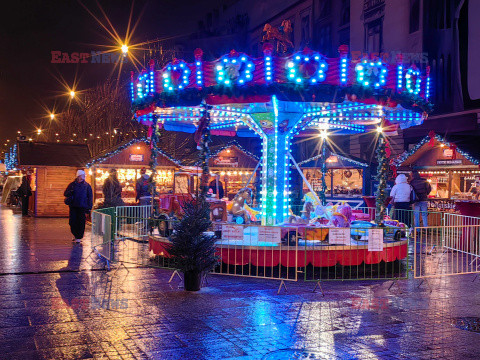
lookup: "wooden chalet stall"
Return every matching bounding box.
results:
[298,150,371,208]
[86,138,180,207]
[174,140,260,201]
[208,142,259,200]
[16,142,91,217]
[394,134,480,212]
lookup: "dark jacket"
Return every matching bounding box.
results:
[136,175,150,200]
[17,176,32,198]
[209,179,224,199]
[410,174,432,202]
[103,176,123,207]
[64,180,93,210]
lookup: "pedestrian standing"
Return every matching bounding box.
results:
[136,167,151,206]
[64,170,93,243]
[410,170,432,227]
[102,168,124,208]
[17,170,32,216]
[390,174,412,226]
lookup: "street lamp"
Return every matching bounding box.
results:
[37,129,42,135]
[376,126,383,134]
[69,90,75,98]
[121,44,128,55]
[50,113,55,120]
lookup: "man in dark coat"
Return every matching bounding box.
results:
[64,170,93,242]
[102,168,124,208]
[136,167,151,205]
[17,170,32,216]
[410,170,432,227]
[209,177,224,199]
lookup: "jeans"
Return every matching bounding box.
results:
[393,202,411,227]
[413,201,428,228]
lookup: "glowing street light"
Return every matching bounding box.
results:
[69,90,75,98]
[50,113,55,120]
[37,129,42,135]
[319,130,328,140]
[376,126,383,134]
[121,44,129,54]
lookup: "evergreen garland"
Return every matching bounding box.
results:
[149,116,160,217]
[375,135,389,225]
[319,139,327,206]
[199,106,211,198]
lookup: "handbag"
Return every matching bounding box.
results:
[64,189,74,206]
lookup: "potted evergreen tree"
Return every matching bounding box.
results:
[167,197,219,291]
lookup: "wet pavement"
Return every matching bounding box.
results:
[1,204,480,359]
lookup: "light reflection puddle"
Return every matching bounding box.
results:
[263,349,333,359]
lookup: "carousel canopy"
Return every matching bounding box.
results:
[131,46,431,137]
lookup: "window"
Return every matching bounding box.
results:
[319,0,332,18]
[340,0,350,26]
[409,0,420,33]
[365,18,383,53]
[301,15,310,46]
[318,24,332,55]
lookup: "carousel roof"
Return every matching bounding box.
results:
[131,47,432,137]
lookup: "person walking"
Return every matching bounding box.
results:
[136,167,151,205]
[102,168,124,208]
[17,170,32,216]
[390,173,412,226]
[64,170,93,243]
[410,170,432,227]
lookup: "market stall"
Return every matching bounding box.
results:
[393,133,480,212]
[13,141,91,217]
[86,138,180,207]
[298,151,370,207]
[208,142,259,201]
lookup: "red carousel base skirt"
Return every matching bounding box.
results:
[149,238,407,268]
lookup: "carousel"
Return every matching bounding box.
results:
[131,41,432,268]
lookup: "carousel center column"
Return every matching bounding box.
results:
[248,98,304,226]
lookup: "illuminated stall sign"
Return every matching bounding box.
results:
[129,154,144,162]
[436,159,462,165]
[213,156,238,167]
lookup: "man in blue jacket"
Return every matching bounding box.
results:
[64,170,93,243]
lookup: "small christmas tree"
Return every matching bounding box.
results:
[167,198,219,287]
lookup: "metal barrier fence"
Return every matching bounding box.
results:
[91,210,112,267]
[90,205,480,283]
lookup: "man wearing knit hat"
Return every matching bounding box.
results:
[64,169,93,243]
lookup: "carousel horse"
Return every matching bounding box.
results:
[262,20,293,54]
[230,188,253,223]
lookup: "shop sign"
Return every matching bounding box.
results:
[443,149,453,157]
[213,156,238,167]
[329,228,351,245]
[436,159,462,165]
[427,199,455,211]
[222,225,243,241]
[368,229,384,252]
[129,154,144,162]
[258,227,281,243]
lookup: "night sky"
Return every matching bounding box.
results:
[0,0,216,152]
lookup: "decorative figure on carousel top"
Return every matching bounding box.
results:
[262,20,293,54]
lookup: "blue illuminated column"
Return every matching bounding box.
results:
[194,48,204,88]
[149,60,155,94]
[425,66,431,99]
[396,54,403,91]
[248,97,304,225]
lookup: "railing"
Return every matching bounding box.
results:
[89,205,480,283]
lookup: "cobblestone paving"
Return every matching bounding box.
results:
[1,205,480,359]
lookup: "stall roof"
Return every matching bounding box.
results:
[86,138,181,167]
[393,134,480,168]
[17,142,91,167]
[298,150,369,168]
[171,139,259,167]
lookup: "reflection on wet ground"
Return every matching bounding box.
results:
[0,205,480,359]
